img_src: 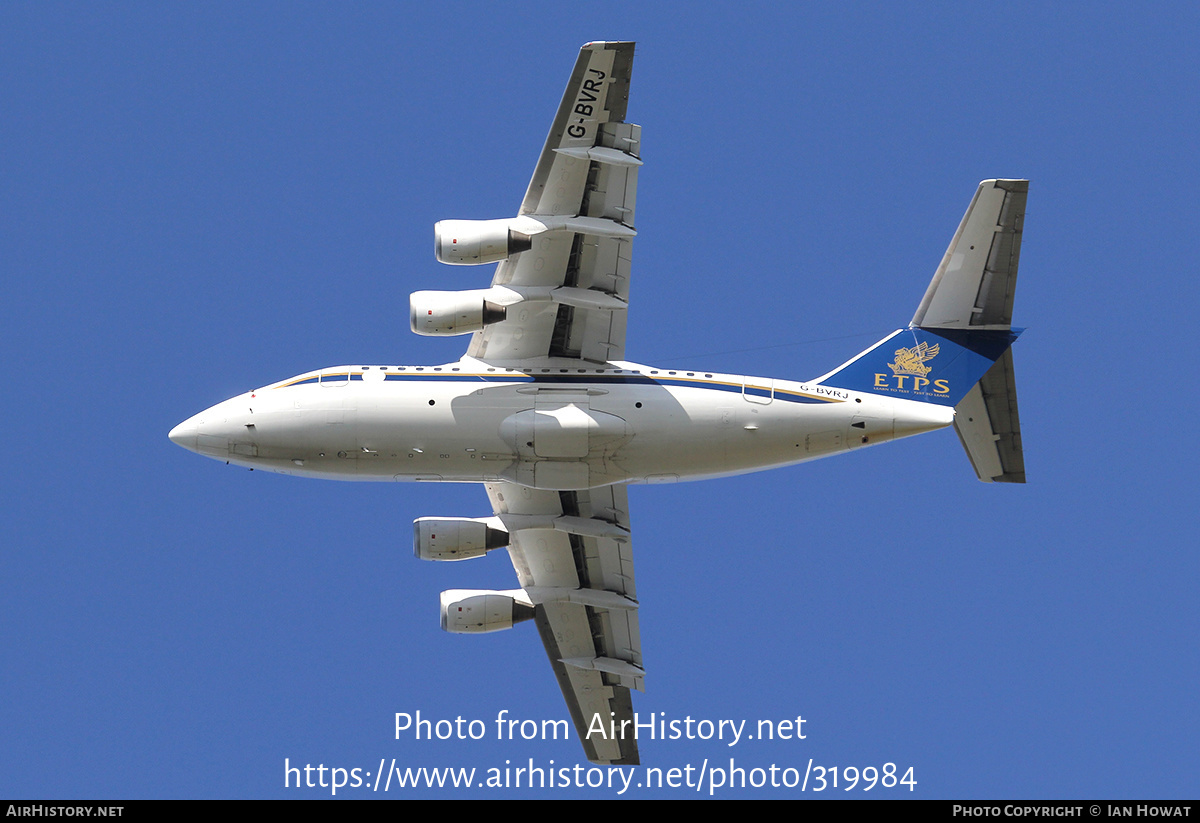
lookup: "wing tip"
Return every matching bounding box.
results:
[592,755,641,766]
[581,41,637,59]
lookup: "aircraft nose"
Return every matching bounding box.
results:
[168,419,199,452]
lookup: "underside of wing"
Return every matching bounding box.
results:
[466,42,640,365]
[485,480,642,766]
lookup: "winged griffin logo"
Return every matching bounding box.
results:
[888,342,940,377]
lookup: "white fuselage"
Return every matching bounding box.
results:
[169,359,953,490]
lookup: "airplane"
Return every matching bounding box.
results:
[168,41,1027,766]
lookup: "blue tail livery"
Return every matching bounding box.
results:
[816,325,1021,407]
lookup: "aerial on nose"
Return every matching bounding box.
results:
[168,419,199,452]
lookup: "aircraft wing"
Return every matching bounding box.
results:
[475,42,644,766]
[484,481,642,766]
[466,41,639,364]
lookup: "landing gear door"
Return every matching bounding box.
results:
[533,392,591,458]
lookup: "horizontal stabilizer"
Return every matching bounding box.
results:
[912,179,1027,331]
[953,349,1025,483]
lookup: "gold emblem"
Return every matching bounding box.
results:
[888,342,939,377]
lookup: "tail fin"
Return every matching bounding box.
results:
[816,179,1028,482]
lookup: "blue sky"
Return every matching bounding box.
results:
[2,3,1196,799]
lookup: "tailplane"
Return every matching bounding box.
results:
[815,179,1028,482]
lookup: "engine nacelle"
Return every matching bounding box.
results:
[440,589,534,634]
[410,289,508,336]
[413,517,509,561]
[435,219,533,265]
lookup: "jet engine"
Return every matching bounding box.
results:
[440,589,535,634]
[409,290,508,336]
[413,517,509,561]
[434,219,533,265]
